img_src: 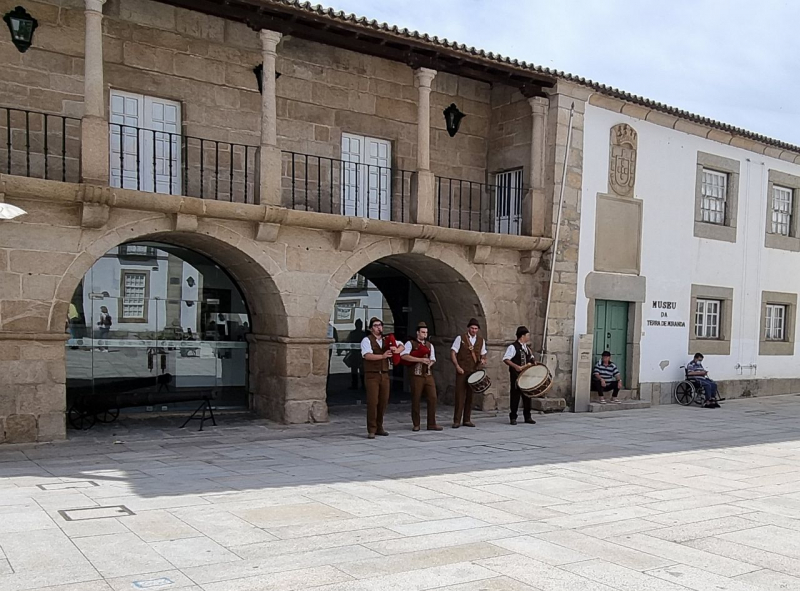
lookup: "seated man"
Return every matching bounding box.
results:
[592,351,622,404]
[687,353,719,408]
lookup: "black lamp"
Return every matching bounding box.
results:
[443,103,465,138]
[4,6,37,53]
[254,64,281,94]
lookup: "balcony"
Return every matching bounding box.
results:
[282,150,524,235]
[0,107,81,183]
[2,107,526,237]
[109,123,258,204]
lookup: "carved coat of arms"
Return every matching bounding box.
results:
[609,124,637,197]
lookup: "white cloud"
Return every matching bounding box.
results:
[319,0,800,144]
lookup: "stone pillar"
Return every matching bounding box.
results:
[411,68,437,225]
[80,0,108,186]
[256,30,282,206]
[0,334,67,443]
[523,96,549,237]
[247,334,328,424]
[542,82,590,406]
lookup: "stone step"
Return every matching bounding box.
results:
[588,400,651,413]
[589,389,638,402]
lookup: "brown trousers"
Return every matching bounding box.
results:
[364,371,390,434]
[453,371,474,425]
[411,374,437,428]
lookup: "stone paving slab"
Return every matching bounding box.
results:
[3,396,800,589]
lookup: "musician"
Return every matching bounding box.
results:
[360,316,404,439]
[503,326,536,425]
[450,318,487,428]
[401,322,443,432]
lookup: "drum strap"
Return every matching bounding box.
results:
[463,333,479,365]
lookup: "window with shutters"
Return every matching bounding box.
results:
[120,271,148,322]
[340,133,391,221]
[109,90,181,195]
[494,169,523,235]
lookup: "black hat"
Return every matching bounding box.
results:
[368,317,383,328]
[601,350,611,357]
[516,326,530,338]
[467,318,480,328]
[417,322,428,330]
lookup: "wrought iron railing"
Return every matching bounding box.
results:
[282,151,414,222]
[109,123,257,203]
[435,176,524,235]
[0,107,81,182]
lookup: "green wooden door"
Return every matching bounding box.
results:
[593,300,628,384]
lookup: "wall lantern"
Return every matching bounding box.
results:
[443,103,465,138]
[4,6,37,53]
[253,64,281,94]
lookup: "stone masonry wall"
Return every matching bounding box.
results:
[0,186,542,441]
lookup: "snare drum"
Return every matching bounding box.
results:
[517,363,553,398]
[467,369,491,393]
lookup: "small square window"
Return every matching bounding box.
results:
[122,272,147,320]
[700,169,727,225]
[765,303,786,341]
[771,185,793,237]
[695,298,721,339]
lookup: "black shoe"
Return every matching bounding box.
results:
[524,417,536,424]
[510,418,517,425]
[712,402,721,408]
[376,430,389,436]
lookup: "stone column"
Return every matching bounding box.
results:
[411,68,437,225]
[523,96,549,236]
[80,0,108,185]
[256,30,283,206]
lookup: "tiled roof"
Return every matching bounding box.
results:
[272,0,800,157]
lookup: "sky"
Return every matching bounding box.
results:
[321,0,800,146]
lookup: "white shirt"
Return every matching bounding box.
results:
[361,335,387,357]
[503,342,533,361]
[451,334,487,356]
[327,324,334,339]
[403,340,436,362]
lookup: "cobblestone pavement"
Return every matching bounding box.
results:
[3,395,800,591]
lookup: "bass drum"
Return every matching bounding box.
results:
[517,363,553,398]
[467,369,491,393]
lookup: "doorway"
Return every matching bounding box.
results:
[340,133,391,220]
[593,299,628,384]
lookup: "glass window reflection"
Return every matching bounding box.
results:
[66,241,251,424]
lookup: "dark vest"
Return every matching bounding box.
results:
[508,341,532,379]
[456,333,483,374]
[363,334,390,373]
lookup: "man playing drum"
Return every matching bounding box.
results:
[450,318,487,428]
[361,317,404,439]
[401,322,443,432]
[503,326,536,425]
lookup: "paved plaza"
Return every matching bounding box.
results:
[4,396,800,591]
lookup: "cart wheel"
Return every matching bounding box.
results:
[96,408,120,423]
[674,382,695,406]
[68,405,97,430]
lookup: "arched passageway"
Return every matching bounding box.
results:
[324,252,492,412]
[62,230,288,431]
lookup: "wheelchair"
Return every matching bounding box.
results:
[673,365,723,406]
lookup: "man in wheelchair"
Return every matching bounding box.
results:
[687,353,720,408]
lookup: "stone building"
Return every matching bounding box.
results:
[1,0,796,443]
